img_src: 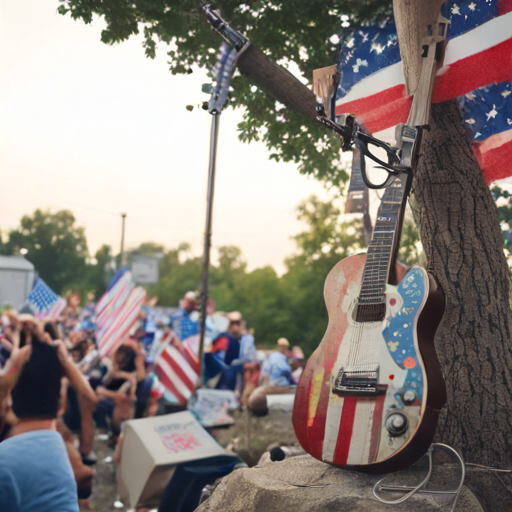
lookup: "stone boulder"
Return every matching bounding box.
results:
[196,454,483,512]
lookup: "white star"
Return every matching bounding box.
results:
[466,92,476,100]
[508,119,512,126]
[359,30,369,43]
[352,58,368,73]
[486,105,498,121]
[452,4,461,15]
[465,118,476,125]
[468,2,476,10]
[371,42,385,54]
[475,132,482,138]
[502,90,511,98]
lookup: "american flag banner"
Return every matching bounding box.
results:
[154,337,200,405]
[95,269,147,357]
[336,0,512,183]
[25,277,67,320]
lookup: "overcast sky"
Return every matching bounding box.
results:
[0,0,330,274]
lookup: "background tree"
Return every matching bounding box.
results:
[88,244,115,299]
[2,209,88,294]
[57,0,392,186]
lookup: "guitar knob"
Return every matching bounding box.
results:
[386,412,408,437]
[402,389,417,405]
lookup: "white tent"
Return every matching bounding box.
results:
[0,256,35,309]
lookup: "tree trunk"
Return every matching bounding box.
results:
[394,2,512,510]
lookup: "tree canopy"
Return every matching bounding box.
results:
[0,210,114,298]
[58,0,392,187]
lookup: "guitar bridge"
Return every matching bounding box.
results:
[333,364,387,397]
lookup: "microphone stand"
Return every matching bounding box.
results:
[197,110,220,388]
[197,42,239,388]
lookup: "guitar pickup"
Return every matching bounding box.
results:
[333,364,387,397]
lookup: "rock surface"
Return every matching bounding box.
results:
[209,409,298,466]
[197,454,484,512]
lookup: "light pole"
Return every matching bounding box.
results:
[120,213,127,269]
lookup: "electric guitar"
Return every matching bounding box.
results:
[292,170,446,472]
[293,15,449,473]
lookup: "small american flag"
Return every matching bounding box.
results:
[25,277,67,320]
[154,337,200,405]
[95,269,147,357]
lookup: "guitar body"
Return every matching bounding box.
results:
[292,254,446,473]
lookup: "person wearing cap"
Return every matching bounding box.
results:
[170,291,199,342]
[260,338,296,387]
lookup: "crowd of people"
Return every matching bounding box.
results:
[0,289,305,511]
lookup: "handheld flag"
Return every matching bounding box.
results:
[95,269,147,357]
[154,337,200,405]
[25,277,66,320]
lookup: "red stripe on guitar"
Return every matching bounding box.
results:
[333,397,358,465]
[292,365,315,448]
[306,380,332,460]
[369,395,386,463]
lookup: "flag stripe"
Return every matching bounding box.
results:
[156,356,192,401]
[96,271,131,318]
[473,132,512,183]
[443,10,512,67]
[155,363,188,404]
[162,346,197,390]
[434,36,512,103]
[181,342,201,374]
[499,0,512,15]
[99,288,146,357]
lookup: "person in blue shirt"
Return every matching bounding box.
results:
[210,311,255,391]
[260,338,296,387]
[171,291,199,341]
[0,316,97,512]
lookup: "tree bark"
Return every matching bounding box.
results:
[394,2,512,510]
[237,45,318,123]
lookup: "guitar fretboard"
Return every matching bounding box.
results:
[358,175,408,305]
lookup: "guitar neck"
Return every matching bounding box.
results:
[358,173,411,306]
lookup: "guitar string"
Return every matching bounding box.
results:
[352,176,403,373]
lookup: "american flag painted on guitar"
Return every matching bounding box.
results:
[95,269,147,357]
[336,0,512,183]
[154,336,200,405]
